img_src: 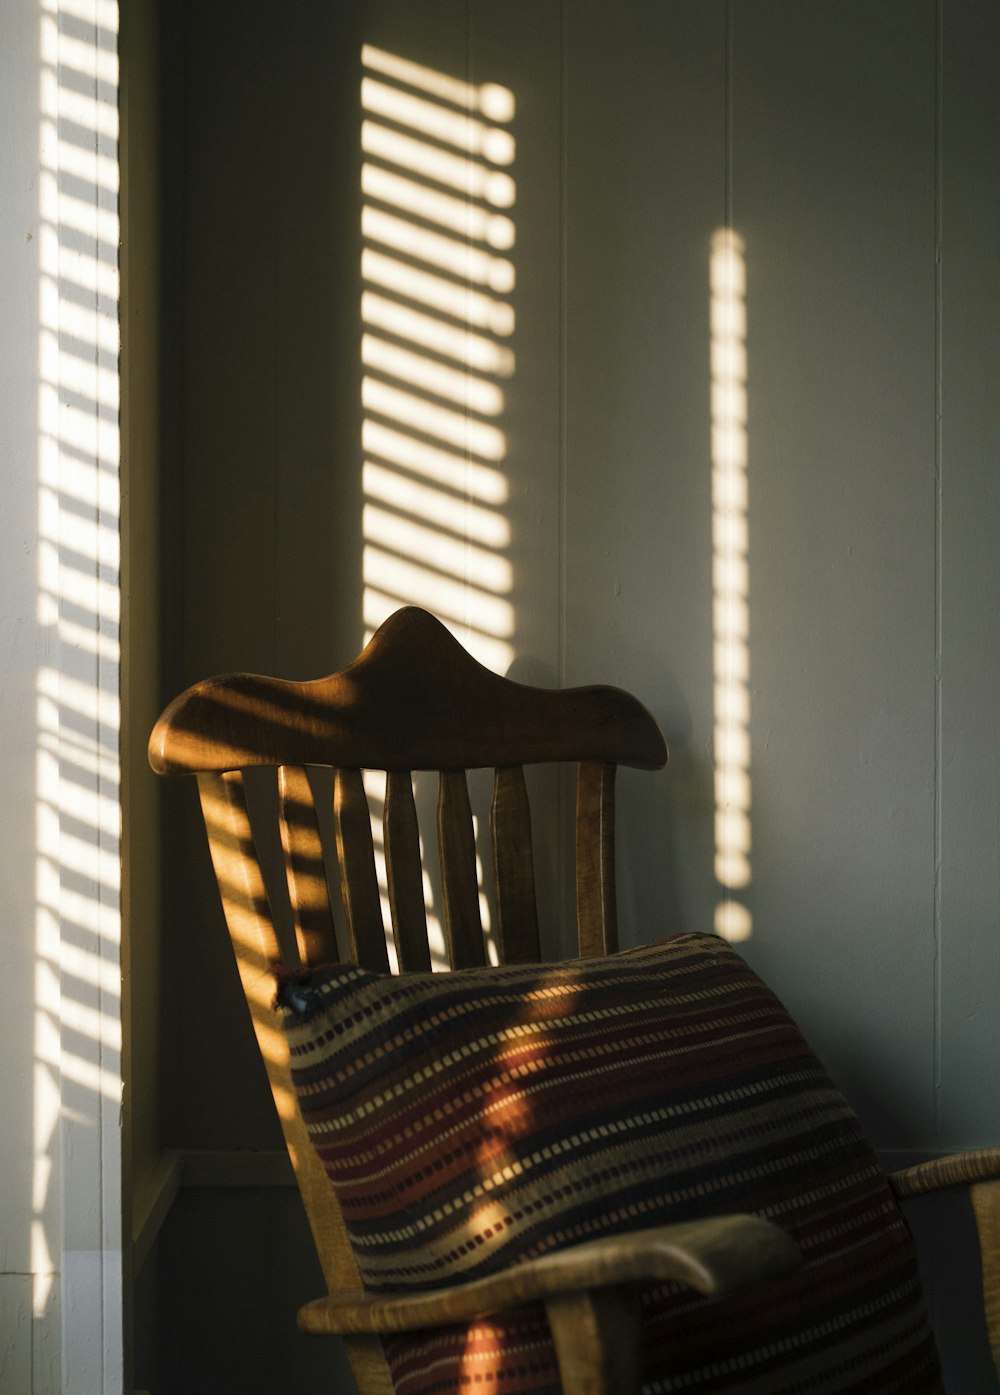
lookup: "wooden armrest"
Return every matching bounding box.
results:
[889,1151,1000,1384]
[298,1214,801,1336]
[889,1147,1000,1199]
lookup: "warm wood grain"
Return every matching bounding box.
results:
[334,767,389,972]
[277,763,338,967]
[576,761,617,956]
[198,771,282,969]
[491,765,540,964]
[546,1288,641,1395]
[437,769,486,967]
[383,770,431,971]
[149,607,668,776]
[892,1150,1000,1383]
[889,1146,1000,1199]
[972,1178,1000,1383]
[197,772,394,1394]
[297,1215,801,1335]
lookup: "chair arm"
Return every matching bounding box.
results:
[888,1147,1000,1199]
[298,1214,801,1336]
[890,1150,1000,1385]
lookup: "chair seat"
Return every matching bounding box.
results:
[278,934,943,1395]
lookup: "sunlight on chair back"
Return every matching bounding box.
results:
[151,605,667,970]
[149,607,667,1391]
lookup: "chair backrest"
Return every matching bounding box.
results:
[149,606,667,1392]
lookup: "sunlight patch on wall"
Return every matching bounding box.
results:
[359,45,516,970]
[710,229,752,943]
[359,43,516,672]
[35,0,122,1384]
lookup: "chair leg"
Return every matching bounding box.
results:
[545,1287,642,1395]
[972,1178,1000,1384]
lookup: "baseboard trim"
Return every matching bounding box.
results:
[131,1151,182,1271]
[130,1148,295,1269]
[178,1148,295,1189]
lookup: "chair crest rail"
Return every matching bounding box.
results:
[149,607,667,776]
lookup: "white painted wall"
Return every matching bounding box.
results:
[0,0,55,1383]
[0,1,122,1391]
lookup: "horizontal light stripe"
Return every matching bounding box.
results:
[362,377,506,461]
[362,291,514,376]
[362,334,504,415]
[362,79,514,165]
[363,503,512,594]
[362,120,514,210]
[362,250,515,336]
[362,419,508,504]
[363,461,510,548]
[361,46,514,124]
[362,206,515,293]
[362,164,515,250]
[362,547,513,638]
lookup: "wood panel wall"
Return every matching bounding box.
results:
[150,2,1000,1389]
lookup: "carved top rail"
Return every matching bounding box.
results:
[149,607,667,776]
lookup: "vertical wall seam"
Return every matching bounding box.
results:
[725,0,733,228]
[89,12,109,1377]
[270,24,279,668]
[168,0,188,699]
[932,0,944,1127]
[96,8,108,1372]
[465,1,472,631]
[558,0,567,692]
[465,1,470,630]
[557,0,568,945]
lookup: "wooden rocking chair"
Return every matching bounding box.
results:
[149,606,805,1392]
[149,606,1000,1394]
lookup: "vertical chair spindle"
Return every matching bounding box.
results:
[277,764,339,967]
[491,765,540,964]
[437,769,486,968]
[972,1178,1000,1382]
[197,769,282,970]
[383,771,431,972]
[576,761,618,957]
[334,768,389,972]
